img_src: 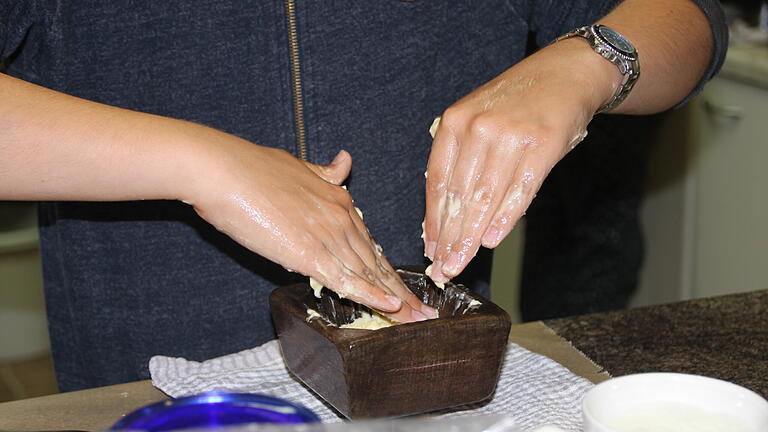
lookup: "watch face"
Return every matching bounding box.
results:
[596,25,635,57]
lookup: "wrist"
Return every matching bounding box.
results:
[172,120,262,208]
[546,38,622,113]
[552,25,640,114]
[158,119,234,205]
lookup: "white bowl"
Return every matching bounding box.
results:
[582,372,768,432]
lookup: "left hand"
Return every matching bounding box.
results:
[424,38,619,284]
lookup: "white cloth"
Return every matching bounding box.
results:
[150,340,592,431]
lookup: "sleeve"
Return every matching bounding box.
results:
[0,1,36,65]
[529,0,729,108]
[678,0,729,106]
[530,0,622,47]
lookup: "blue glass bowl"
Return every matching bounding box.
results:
[110,392,319,431]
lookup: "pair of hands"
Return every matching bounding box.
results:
[190,40,617,323]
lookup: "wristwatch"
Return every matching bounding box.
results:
[555,24,640,114]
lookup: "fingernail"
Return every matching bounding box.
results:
[432,263,451,284]
[441,253,461,277]
[482,226,502,248]
[383,295,402,311]
[411,308,429,322]
[421,304,439,319]
[331,150,347,165]
[430,261,443,280]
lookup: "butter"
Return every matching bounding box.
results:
[464,299,482,314]
[340,310,396,330]
[446,193,461,217]
[305,308,335,326]
[306,308,394,330]
[309,277,324,298]
[425,264,445,289]
[429,116,441,139]
[306,308,324,322]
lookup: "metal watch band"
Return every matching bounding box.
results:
[554,25,640,114]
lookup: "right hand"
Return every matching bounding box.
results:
[184,135,435,323]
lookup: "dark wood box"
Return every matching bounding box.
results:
[269,269,511,419]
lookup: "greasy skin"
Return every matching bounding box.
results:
[0,0,714,322]
[424,0,714,285]
[0,74,435,324]
[424,38,614,284]
[187,141,436,323]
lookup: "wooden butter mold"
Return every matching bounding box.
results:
[269,267,511,419]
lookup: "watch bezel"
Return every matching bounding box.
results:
[551,24,640,114]
[592,24,637,60]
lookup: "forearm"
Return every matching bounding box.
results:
[0,74,432,320]
[594,0,715,114]
[0,73,217,202]
[423,0,720,282]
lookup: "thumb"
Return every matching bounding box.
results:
[304,150,352,185]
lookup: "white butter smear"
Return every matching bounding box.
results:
[424,264,445,289]
[340,310,396,330]
[429,116,441,139]
[305,308,394,331]
[424,116,449,290]
[309,277,324,298]
[305,308,328,323]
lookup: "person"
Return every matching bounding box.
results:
[0,0,727,391]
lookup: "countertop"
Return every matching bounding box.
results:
[546,289,768,399]
[1,290,766,430]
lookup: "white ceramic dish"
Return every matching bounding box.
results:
[532,372,768,432]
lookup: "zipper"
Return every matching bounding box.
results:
[285,0,308,161]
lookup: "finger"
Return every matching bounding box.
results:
[303,150,352,185]
[375,257,438,320]
[345,207,436,321]
[311,244,404,313]
[424,116,458,261]
[374,253,438,321]
[380,302,427,323]
[342,205,402,298]
[430,116,493,283]
[481,138,563,249]
[317,189,405,307]
[324,244,425,323]
[314,203,428,321]
[299,200,404,313]
[438,131,529,278]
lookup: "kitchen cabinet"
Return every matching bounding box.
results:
[636,45,768,306]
